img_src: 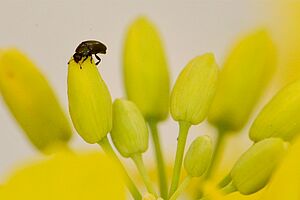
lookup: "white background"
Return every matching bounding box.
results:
[0,1,272,177]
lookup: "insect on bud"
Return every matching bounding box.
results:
[170,53,218,125]
[123,16,170,122]
[184,136,213,177]
[250,79,300,142]
[110,99,149,158]
[230,138,286,195]
[0,49,72,152]
[67,58,112,144]
[208,30,276,132]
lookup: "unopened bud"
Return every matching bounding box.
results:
[0,49,72,152]
[208,30,276,132]
[170,53,218,125]
[111,99,149,158]
[184,136,213,177]
[250,80,300,142]
[230,138,286,195]
[123,16,170,121]
[67,58,112,143]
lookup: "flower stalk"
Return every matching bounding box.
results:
[132,153,157,197]
[169,121,191,197]
[148,120,168,199]
[98,137,142,200]
[169,175,192,200]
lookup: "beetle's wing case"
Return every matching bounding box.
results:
[84,40,107,54]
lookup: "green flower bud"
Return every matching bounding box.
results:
[0,49,72,152]
[67,58,112,144]
[230,138,286,195]
[123,16,170,121]
[170,53,218,125]
[250,80,300,142]
[208,30,276,132]
[184,136,213,177]
[111,99,149,158]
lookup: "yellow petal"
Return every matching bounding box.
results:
[1,152,125,200]
[262,137,300,200]
[0,49,72,152]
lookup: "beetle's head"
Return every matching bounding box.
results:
[73,53,82,63]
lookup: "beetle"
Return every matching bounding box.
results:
[71,40,107,66]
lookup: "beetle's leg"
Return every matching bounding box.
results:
[90,56,93,63]
[82,56,88,63]
[95,54,101,65]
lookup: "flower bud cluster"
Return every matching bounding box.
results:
[1,15,299,200]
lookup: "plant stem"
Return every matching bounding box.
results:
[148,120,168,199]
[131,153,157,197]
[169,121,191,198]
[98,136,142,200]
[169,175,192,200]
[205,128,227,179]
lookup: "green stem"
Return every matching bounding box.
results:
[169,175,192,200]
[148,120,168,199]
[131,153,157,197]
[98,136,142,200]
[169,121,191,198]
[205,128,227,179]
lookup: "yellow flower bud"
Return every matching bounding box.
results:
[170,53,218,125]
[123,16,170,121]
[0,49,72,152]
[111,99,149,158]
[250,80,300,142]
[67,58,112,144]
[184,136,213,177]
[230,138,286,195]
[208,30,276,132]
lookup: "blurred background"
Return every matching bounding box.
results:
[0,0,298,179]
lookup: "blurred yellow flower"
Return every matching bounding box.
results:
[271,1,300,86]
[0,49,72,152]
[262,137,300,200]
[0,152,125,200]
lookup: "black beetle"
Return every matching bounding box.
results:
[71,40,107,66]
